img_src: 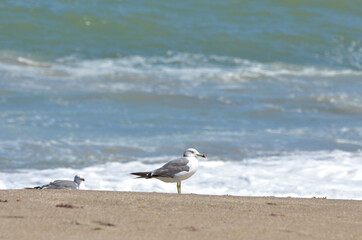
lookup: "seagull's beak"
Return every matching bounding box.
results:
[81,178,85,182]
[197,153,206,158]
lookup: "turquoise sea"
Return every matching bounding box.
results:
[0,0,361,198]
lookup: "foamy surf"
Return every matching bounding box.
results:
[1,150,361,200]
[1,53,361,84]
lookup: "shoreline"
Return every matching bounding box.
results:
[0,190,361,239]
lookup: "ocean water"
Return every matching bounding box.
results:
[0,0,361,199]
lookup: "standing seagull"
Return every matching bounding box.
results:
[27,175,85,190]
[131,148,206,194]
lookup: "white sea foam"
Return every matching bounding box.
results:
[1,150,361,200]
[55,54,362,84]
[1,52,361,89]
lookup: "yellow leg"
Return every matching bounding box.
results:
[177,181,181,194]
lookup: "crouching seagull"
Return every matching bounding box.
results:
[131,148,206,194]
[26,175,85,190]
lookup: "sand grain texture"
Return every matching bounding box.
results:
[0,190,361,240]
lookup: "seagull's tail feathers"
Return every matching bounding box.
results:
[130,172,153,179]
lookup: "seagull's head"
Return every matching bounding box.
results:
[74,175,85,184]
[184,148,206,158]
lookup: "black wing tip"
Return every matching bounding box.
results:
[24,186,42,189]
[130,172,152,178]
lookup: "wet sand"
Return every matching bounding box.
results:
[0,190,361,240]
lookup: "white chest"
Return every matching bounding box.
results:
[78,182,86,190]
[186,157,199,175]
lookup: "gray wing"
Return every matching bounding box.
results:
[152,157,190,178]
[41,180,78,189]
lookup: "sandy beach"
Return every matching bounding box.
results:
[0,190,361,240]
